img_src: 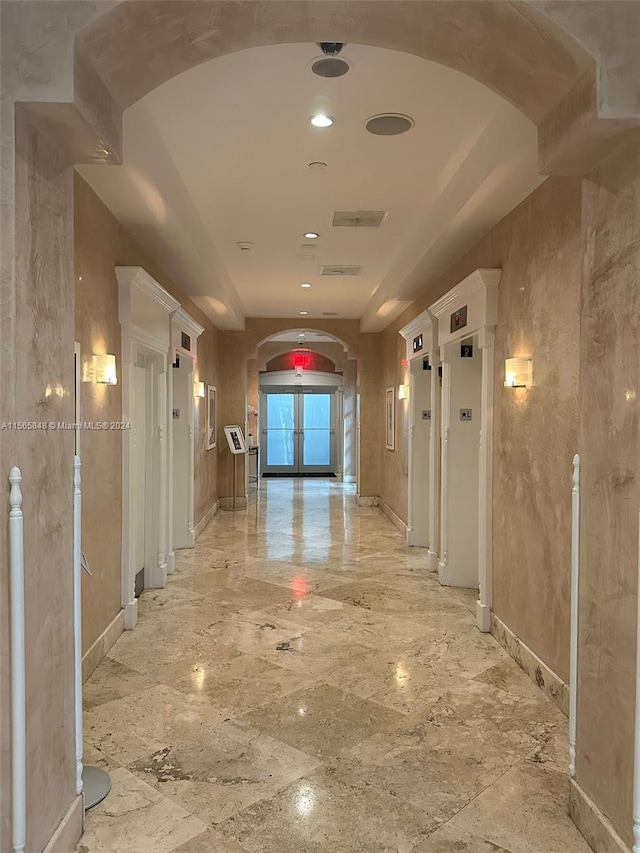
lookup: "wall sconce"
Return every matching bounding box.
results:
[504,357,533,388]
[195,381,205,398]
[93,353,117,385]
[398,384,409,400]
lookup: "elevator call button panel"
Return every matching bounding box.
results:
[460,409,473,421]
[422,410,431,420]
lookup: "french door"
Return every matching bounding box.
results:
[261,388,336,475]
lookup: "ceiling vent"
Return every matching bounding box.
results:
[320,265,363,276]
[331,210,388,228]
[311,57,350,78]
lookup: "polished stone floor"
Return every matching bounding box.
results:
[77,480,590,853]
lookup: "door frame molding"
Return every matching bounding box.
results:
[117,266,180,630]
[169,308,205,562]
[399,311,440,566]
[430,269,500,632]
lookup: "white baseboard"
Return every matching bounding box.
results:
[82,609,125,682]
[167,550,175,575]
[569,778,629,853]
[476,601,491,633]
[491,613,569,715]
[427,549,439,572]
[123,599,138,630]
[195,499,219,537]
[356,496,379,507]
[43,794,83,853]
[377,497,408,536]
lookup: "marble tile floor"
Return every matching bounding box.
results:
[77,479,590,853]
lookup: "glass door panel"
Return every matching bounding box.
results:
[264,393,296,470]
[301,393,332,469]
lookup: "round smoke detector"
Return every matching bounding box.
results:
[366,113,414,136]
[310,56,351,78]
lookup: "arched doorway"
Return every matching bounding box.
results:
[250,329,358,485]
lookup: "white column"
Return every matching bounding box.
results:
[9,467,26,853]
[73,456,84,795]
[477,327,495,633]
[438,349,450,583]
[156,365,168,582]
[428,348,441,572]
[121,338,137,629]
[569,453,581,778]
[406,369,415,544]
[166,362,176,573]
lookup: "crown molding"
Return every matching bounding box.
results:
[116,266,181,317]
[399,310,431,341]
[429,268,501,319]
[173,307,205,338]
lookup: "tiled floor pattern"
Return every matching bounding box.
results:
[77,479,590,853]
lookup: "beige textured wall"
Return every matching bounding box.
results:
[379,177,582,684]
[575,140,640,846]
[74,173,219,655]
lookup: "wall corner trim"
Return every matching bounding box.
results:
[378,497,408,536]
[42,794,83,853]
[491,613,569,715]
[82,609,125,682]
[569,778,630,853]
[195,500,219,538]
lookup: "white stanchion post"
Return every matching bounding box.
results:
[9,467,26,853]
[633,510,640,852]
[569,453,580,778]
[73,456,84,795]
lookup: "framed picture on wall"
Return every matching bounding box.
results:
[207,385,217,450]
[386,387,395,451]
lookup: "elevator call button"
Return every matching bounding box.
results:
[460,409,472,421]
[422,410,431,420]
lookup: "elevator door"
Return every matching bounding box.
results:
[261,389,336,475]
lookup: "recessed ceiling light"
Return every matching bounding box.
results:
[301,283,312,289]
[309,114,334,128]
[304,232,319,239]
[299,310,309,315]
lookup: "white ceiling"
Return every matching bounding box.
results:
[80,43,544,331]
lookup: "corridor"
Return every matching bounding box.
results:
[77,480,589,853]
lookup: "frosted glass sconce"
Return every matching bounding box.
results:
[398,384,409,400]
[504,357,532,388]
[195,381,205,398]
[93,354,117,385]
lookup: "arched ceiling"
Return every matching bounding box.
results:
[79,42,545,330]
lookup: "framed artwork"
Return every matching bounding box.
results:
[386,387,395,451]
[206,385,217,450]
[224,424,247,455]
